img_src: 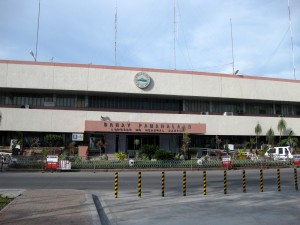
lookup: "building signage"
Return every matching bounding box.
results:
[72,133,84,141]
[85,121,206,134]
[134,72,151,89]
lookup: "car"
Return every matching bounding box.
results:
[264,146,293,161]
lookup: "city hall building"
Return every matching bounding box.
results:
[0,60,300,155]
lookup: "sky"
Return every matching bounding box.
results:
[0,0,299,79]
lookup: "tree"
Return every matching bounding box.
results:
[255,122,262,151]
[44,134,62,147]
[277,118,287,141]
[134,139,140,150]
[181,126,191,159]
[285,130,298,153]
[44,134,63,154]
[215,136,222,150]
[266,128,275,146]
[246,137,256,153]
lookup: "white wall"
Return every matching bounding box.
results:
[1,108,299,136]
[1,61,300,102]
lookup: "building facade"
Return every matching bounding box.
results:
[0,60,300,154]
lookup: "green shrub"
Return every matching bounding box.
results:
[115,152,127,161]
[154,150,173,160]
[142,144,159,160]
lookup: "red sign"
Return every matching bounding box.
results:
[85,121,206,134]
[293,155,300,166]
[46,155,59,170]
[222,156,232,168]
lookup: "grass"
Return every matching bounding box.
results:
[0,195,12,211]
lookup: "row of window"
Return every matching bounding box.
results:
[1,92,300,116]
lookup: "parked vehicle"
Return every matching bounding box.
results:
[264,146,293,161]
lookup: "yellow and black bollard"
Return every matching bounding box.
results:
[242,170,246,193]
[277,169,281,192]
[138,171,142,198]
[294,168,298,191]
[203,171,207,195]
[114,172,118,198]
[183,171,187,196]
[260,169,264,192]
[224,170,227,194]
[162,172,165,197]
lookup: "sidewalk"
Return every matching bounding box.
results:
[0,189,101,225]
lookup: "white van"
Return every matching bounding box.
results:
[264,146,293,161]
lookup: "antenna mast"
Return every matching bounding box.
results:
[173,0,176,70]
[288,0,296,79]
[114,0,118,66]
[230,18,235,75]
[35,0,41,61]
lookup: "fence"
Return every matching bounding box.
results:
[5,156,293,170]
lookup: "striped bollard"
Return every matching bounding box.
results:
[162,172,165,197]
[277,169,281,192]
[294,168,298,191]
[242,170,246,193]
[224,170,227,194]
[260,169,264,192]
[203,171,207,195]
[138,172,142,198]
[183,171,187,196]
[114,172,118,198]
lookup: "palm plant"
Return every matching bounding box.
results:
[255,122,262,151]
[277,118,287,141]
[285,130,298,153]
[246,137,256,153]
[266,128,275,146]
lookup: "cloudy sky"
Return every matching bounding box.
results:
[0,0,299,79]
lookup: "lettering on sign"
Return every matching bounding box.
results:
[85,121,206,134]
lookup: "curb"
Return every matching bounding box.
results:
[92,194,114,225]
[85,193,102,225]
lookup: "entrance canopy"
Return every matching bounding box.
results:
[85,121,206,134]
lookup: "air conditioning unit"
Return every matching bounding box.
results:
[223,112,233,116]
[201,112,209,115]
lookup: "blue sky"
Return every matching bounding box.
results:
[0,0,299,79]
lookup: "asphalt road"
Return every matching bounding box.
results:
[1,168,300,225]
[0,168,298,195]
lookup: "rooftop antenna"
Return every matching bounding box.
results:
[173,0,177,70]
[230,18,236,75]
[114,0,118,66]
[287,0,296,80]
[29,0,40,61]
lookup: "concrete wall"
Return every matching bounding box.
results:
[1,108,299,136]
[1,61,300,102]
